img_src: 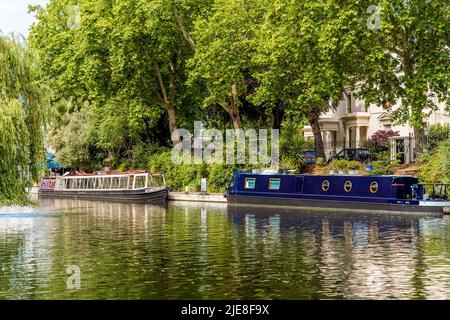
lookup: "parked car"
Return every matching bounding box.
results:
[328,148,372,163]
[299,150,316,165]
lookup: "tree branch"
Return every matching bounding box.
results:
[173,2,196,50]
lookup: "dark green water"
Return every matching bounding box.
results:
[0,198,449,299]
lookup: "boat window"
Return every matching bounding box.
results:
[134,176,146,189]
[269,178,281,190]
[322,180,330,192]
[103,177,111,189]
[244,178,256,189]
[120,177,128,189]
[111,177,121,189]
[152,175,165,187]
[94,178,100,189]
[370,181,379,193]
[344,181,352,192]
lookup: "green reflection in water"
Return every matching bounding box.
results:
[0,199,449,299]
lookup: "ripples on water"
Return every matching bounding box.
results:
[0,198,449,299]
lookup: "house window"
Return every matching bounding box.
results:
[244,178,256,189]
[269,178,281,190]
[384,124,392,130]
[346,93,352,114]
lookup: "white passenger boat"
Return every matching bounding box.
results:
[39,171,168,203]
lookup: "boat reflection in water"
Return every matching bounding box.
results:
[226,205,450,299]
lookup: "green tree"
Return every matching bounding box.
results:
[353,0,450,155]
[0,35,48,204]
[46,98,102,171]
[251,0,359,158]
[188,0,265,130]
[29,0,204,148]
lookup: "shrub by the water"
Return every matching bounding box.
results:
[418,142,450,183]
[367,151,395,176]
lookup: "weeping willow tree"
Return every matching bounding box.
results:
[0,34,48,205]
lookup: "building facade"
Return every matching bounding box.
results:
[304,92,450,163]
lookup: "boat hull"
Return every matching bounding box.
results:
[226,194,443,215]
[38,187,168,203]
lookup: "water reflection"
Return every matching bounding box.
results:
[0,199,448,299]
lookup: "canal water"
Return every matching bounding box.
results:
[0,198,449,299]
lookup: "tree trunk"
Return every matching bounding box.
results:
[154,59,178,135]
[307,105,325,159]
[413,126,426,159]
[220,83,242,130]
[230,110,242,130]
[167,103,178,135]
[272,103,285,130]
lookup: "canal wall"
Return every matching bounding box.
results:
[167,192,227,203]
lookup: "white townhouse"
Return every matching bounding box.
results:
[304,92,450,163]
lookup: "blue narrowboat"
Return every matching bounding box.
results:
[225,172,450,215]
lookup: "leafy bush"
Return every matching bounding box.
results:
[147,150,250,193]
[364,130,400,156]
[279,120,312,172]
[315,157,326,166]
[330,159,362,171]
[418,142,450,183]
[367,151,395,175]
[347,161,361,170]
[330,159,348,170]
[427,124,450,152]
[208,164,236,193]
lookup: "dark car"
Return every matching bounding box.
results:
[328,148,372,163]
[300,150,316,165]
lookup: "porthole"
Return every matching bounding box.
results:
[370,181,379,193]
[344,181,352,192]
[322,180,330,192]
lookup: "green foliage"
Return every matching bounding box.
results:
[427,124,450,152]
[330,160,348,170]
[208,164,236,193]
[279,120,313,172]
[330,160,362,171]
[47,99,100,171]
[315,157,326,166]
[0,35,48,205]
[251,0,359,139]
[29,0,204,165]
[353,0,450,131]
[367,151,395,176]
[148,150,244,193]
[347,161,361,171]
[418,142,450,184]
